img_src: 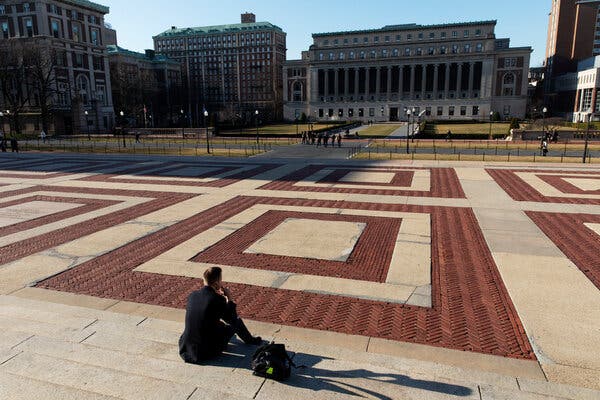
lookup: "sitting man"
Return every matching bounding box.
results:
[179,266,261,364]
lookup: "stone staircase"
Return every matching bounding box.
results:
[1,293,599,400]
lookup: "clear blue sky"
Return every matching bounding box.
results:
[101,0,550,67]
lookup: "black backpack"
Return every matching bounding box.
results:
[251,342,294,381]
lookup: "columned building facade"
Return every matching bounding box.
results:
[284,21,531,122]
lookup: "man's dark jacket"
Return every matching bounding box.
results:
[179,286,236,363]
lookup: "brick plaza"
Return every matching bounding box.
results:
[0,153,599,396]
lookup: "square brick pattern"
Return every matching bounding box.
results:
[537,175,600,196]
[0,185,194,265]
[39,196,534,360]
[487,169,600,205]
[318,169,415,187]
[191,210,402,282]
[261,165,465,198]
[527,211,600,290]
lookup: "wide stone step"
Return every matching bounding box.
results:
[0,371,120,400]
[14,335,263,399]
[2,352,197,400]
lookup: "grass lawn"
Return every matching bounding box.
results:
[434,123,511,135]
[360,124,403,137]
[370,139,600,151]
[354,152,598,164]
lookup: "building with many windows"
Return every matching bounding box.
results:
[284,21,531,122]
[0,0,114,135]
[553,56,600,121]
[153,13,286,125]
[107,46,183,128]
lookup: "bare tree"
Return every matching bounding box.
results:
[25,43,59,133]
[0,41,30,135]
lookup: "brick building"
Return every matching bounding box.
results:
[284,21,531,123]
[107,46,183,128]
[153,13,286,126]
[0,0,114,135]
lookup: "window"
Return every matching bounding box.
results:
[96,84,106,105]
[440,45,447,54]
[369,108,375,117]
[360,51,365,59]
[460,106,467,116]
[429,32,435,39]
[91,28,99,45]
[0,5,5,15]
[472,106,480,115]
[418,33,423,40]
[363,37,368,43]
[407,33,412,40]
[370,50,376,58]
[416,48,422,55]
[426,107,431,116]
[71,10,78,20]
[441,32,446,39]
[428,47,434,55]
[51,19,60,38]
[76,74,90,104]
[74,53,83,67]
[343,38,348,44]
[318,53,324,61]
[464,30,469,37]
[464,44,471,53]
[374,36,379,42]
[448,106,455,116]
[24,18,33,37]
[1,21,8,38]
[476,43,483,52]
[502,72,516,96]
[475,29,481,36]
[72,23,80,42]
[396,34,401,41]
[404,48,410,56]
[452,44,458,54]
[57,82,69,106]
[349,51,355,59]
[385,35,390,42]
[503,105,511,116]
[452,31,457,38]
[328,52,334,60]
[89,15,97,24]
[23,3,30,13]
[437,106,443,116]
[333,39,338,45]
[392,48,399,57]
[323,39,329,46]
[339,52,344,60]
[504,58,517,68]
[353,37,358,43]
[358,108,364,117]
[382,49,388,58]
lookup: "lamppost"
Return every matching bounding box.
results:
[84,110,90,140]
[204,109,210,154]
[255,110,259,144]
[583,111,592,163]
[119,111,126,148]
[406,108,412,154]
[488,111,494,140]
[542,107,548,138]
[180,109,185,138]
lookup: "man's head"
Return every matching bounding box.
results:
[203,266,222,288]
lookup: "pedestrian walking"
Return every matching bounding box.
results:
[10,137,18,153]
[40,130,46,143]
[337,133,342,147]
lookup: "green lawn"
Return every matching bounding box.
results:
[434,123,511,135]
[360,124,403,137]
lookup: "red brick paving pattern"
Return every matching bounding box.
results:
[527,211,600,290]
[79,162,281,188]
[318,169,415,187]
[487,169,600,205]
[0,196,119,238]
[192,210,402,282]
[39,196,534,360]
[537,175,600,195]
[261,166,466,198]
[0,186,194,265]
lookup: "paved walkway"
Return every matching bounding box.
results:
[0,152,599,399]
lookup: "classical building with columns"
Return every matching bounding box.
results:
[284,21,531,122]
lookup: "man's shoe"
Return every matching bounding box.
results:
[246,336,262,345]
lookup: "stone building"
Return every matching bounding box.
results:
[553,56,600,122]
[0,0,114,135]
[108,46,183,128]
[283,21,531,122]
[153,13,286,125]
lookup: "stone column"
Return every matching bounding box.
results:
[421,64,427,99]
[365,67,370,96]
[433,64,439,100]
[409,65,415,99]
[468,62,475,96]
[444,63,450,99]
[334,69,339,98]
[375,67,381,98]
[456,63,463,96]
[398,65,403,95]
[344,68,350,97]
[354,68,359,97]
[387,66,392,100]
[324,69,330,98]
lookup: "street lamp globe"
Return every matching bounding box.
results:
[204,110,208,118]
[542,107,548,114]
[119,111,124,117]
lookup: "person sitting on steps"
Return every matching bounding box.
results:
[179,266,261,364]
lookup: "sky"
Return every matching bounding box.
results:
[100,0,550,67]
